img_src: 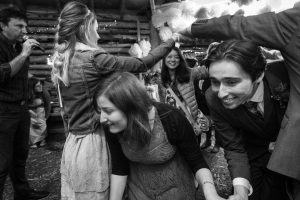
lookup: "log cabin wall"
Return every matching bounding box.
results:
[0,2,213,133]
[0,3,152,133]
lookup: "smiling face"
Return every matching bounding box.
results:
[209,60,260,109]
[1,18,27,43]
[97,95,127,134]
[165,49,180,70]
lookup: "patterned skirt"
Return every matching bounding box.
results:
[60,126,110,200]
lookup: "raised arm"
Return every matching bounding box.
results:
[186,6,300,50]
[93,39,175,74]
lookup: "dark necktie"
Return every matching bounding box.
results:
[244,101,264,120]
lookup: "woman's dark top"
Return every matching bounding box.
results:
[105,102,209,175]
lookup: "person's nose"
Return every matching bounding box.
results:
[100,112,107,124]
[22,27,27,34]
[218,84,229,99]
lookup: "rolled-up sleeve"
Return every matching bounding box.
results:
[0,63,12,83]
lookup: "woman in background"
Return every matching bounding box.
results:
[94,72,225,200]
[161,47,210,139]
[51,1,176,199]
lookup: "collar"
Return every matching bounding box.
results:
[0,32,13,46]
[249,81,264,103]
[75,42,97,51]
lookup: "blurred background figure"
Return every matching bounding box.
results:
[160,47,210,142]
[28,76,51,148]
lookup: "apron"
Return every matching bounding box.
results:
[120,108,196,200]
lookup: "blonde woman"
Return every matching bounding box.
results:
[51,1,176,199]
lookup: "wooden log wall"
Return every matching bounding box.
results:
[0,3,212,133]
[21,6,151,119]
[0,4,151,133]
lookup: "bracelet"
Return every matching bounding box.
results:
[203,181,214,185]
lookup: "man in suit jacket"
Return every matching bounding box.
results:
[204,40,289,200]
[176,4,300,200]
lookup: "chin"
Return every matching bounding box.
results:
[109,127,122,134]
[222,103,239,110]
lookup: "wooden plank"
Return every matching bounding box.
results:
[29,64,52,70]
[28,33,149,43]
[30,56,48,64]
[31,49,54,55]
[28,69,51,77]
[28,19,150,30]
[28,27,150,35]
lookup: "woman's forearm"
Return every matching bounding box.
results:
[195,168,219,200]
[109,174,127,200]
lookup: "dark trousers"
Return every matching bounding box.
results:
[249,152,288,200]
[287,178,300,200]
[0,103,30,199]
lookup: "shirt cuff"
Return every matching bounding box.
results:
[233,177,253,196]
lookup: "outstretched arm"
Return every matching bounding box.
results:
[182,6,300,51]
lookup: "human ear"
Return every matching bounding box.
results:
[0,22,6,30]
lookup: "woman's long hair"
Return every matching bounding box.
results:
[161,47,190,87]
[93,72,153,147]
[51,1,98,86]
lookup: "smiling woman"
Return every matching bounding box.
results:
[93,72,225,200]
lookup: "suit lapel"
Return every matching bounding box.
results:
[228,104,264,136]
[264,71,287,128]
[263,78,274,125]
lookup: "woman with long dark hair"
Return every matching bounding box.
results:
[94,72,225,200]
[161,47,210,137]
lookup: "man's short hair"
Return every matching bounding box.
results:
[205,39,266,81]
[0,7,27,31]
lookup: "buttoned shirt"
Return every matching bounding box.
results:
[0,32,29,104]
[248,81,264,115]
[233,81,264,195]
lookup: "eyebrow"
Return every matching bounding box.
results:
[209,77,241,81]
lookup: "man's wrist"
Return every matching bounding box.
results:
[20,52,29,58]
[233,177,253,196]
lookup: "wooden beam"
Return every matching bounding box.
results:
[55,0,62,13]
[149,0,160,48]
[149,0,156,14]
[136,20,141,42]
[119,0,126,20]
[90,0,94,11]
[13,0,26,13]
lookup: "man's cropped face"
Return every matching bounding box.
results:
[1,18,27,43]
[209,60,256,109]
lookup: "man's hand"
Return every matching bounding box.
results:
[21,38,40,57]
